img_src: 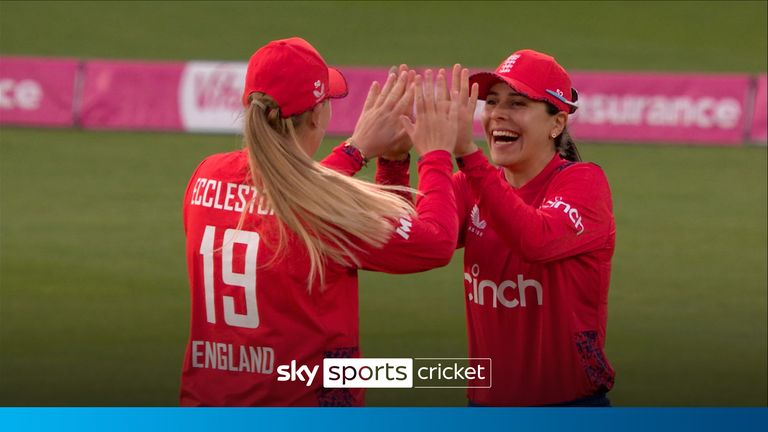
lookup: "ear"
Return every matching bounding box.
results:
[308,103,325,130]
[550,111,568,138]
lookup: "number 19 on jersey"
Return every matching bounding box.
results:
[199,225,260,329]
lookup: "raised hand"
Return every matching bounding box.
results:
[381,65,416,161]
[451,64,480,156]
[350,66,415,160]
[400,69,460,156]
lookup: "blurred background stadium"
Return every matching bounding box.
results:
[0,1,765,406]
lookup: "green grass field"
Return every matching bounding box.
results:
[1,1,766,406]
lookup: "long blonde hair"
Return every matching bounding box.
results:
[240,93,416,289]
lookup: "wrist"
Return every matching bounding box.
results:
[380,152,410,161]
[343,139,369,167]
[378,152,411,169]
[454,141,479,158]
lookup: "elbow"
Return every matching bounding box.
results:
[519,249,547,263]
[404,236,456,273]
[430,236,457,268]
[515,235,551,263]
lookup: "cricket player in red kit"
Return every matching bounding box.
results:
[179,37,464,406]
[463,51,615,406]
[382,54,616,406]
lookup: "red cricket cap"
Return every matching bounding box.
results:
[469,49,579,113]
[241,37,348,117]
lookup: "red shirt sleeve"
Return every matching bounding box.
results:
[375,155,413,203]
[453,171,473,249]
[320,144,411,204]
[355,150,458,273]
[457,150,614,262]
[374,155,473,249]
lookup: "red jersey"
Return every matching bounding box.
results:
[454,150,616,406]
[179,144,457,406]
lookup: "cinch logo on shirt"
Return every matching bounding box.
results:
[464,264,543,309]
[541,196,585,235]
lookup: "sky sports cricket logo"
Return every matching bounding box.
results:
[276,358,492,389]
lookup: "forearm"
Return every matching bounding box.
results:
[375,154,412,203]
[358,150,458,273]
[457,149,610,262]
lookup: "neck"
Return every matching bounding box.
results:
[297,128,320,157]
[503,150,556,188]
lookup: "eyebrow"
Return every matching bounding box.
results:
[487,90,524,98]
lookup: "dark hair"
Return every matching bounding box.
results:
[545,103,581,162]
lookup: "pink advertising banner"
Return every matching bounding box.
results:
[174,64,389,135]
[173,64,393,135]
[80,60,184,130]
[0,56,79,127]
[566,72,751,145]
[750,75,767,143]
[2,56,763,147]
[314,68,756,146]
[327,67,390,136]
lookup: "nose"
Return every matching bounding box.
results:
[489,104,509,121]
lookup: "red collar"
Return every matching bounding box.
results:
[499,153,568,193]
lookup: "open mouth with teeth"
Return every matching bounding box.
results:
[492,130,520,145]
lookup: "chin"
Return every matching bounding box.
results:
[489,148,522,168]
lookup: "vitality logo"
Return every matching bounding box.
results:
[464,264,543,308]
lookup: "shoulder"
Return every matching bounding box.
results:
[191,149,249,179]
[452,169,475,198]
[554,160,610,186]
[548,160,613,207]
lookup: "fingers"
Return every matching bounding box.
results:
[381,71,409,110]
[459,67,470,102]
[423,69,435,116]
[444,89,462,152]
[413,74,425,118]
[375,72,398,108]
[469,82,479,114]
[435,69,448,106]
[394,82,416,117]
[449,90,461,122]
[362,80,382,112]
[399,115,415,138]
[406,69,416,88]
[451,63,461,96]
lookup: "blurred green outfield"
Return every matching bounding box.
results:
[0,1,766,406]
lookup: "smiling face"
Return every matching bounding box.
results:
[482,82,565,173]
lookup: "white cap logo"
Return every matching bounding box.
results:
[498,54,521,74]
[313,80,325,100]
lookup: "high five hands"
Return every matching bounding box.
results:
[351,64,479,160]
[400,65,479,157]
[450,64,480,157]
[350,66,416,160]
